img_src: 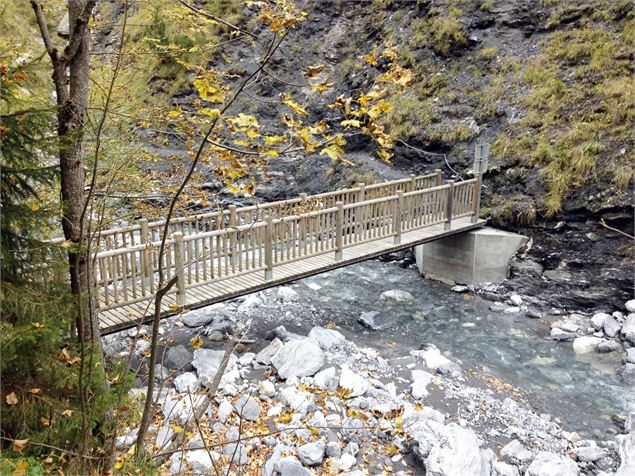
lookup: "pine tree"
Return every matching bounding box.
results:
[1,53,58,283]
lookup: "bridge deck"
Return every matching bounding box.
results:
[99,217,485,334]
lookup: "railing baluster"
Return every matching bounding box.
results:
[335,202,344,261]
[264,215,273,281]
[394,190,403,244]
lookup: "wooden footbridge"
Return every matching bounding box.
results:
[93,171,485,333]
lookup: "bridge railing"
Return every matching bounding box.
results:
[93,177,479,311]
[91,171,442,253]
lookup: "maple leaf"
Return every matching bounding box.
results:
[309,80,334,94]
[341,119,362,128]
[360,49,378,66]
[281,93,308,118]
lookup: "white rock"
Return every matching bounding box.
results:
[272,338,324,379]
[410,369,434,399]
[330,453,356,472]
[136,339,151,353]
[277,286,299,302]
[186,449,220,474]
[603,316,621,337]
[339,365,369,397]
[504,306,521,313]
[572,336,603,354]
[217,399,234,422]
[308,326,345,350]
[509,295,523,306]
[173,372,200,393]
[493,461,520,476]
[181,308,214,327]
[192,349,238,388]
[276,456,312,476]
[314,367,338,391]
[233,395,261,421]
[425,423,490,476]
[615,431,635,476]
[500,439,533,463]
[238,292,266,313]
[279,386,313,414]
[419,345,462,376]
[591,312,611,330]
[379,289,414,302]
[238,352,255,367]
[622,314,635,343]
[575,446,604,462]
[625,299,635,313]
[560,322,580,333]
[297,440,325,466]
[526,451,579,476]
[258,380,276,397]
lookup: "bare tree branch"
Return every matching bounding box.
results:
[176,0,259,40]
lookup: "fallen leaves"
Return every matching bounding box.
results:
[60,348,80,366]
[6,392,18,405]
[12,439,29,454]
[191,335,204,349]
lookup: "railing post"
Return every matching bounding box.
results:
[409,174,416,192]
[435,169,442,187]
[358,183,365,202]
[472,175,482,223]
[229,205,237,269]
[445,180,455,231]
[335,202,344,261]
[139,218,153,286]
[264,215,273,281]
[173,232,186,307]
[394,190,403,244]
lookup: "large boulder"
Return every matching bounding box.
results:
[616,431,635,476]
[622,314,635,343]
[572,336,603,354]
[181,308,215,327]
[308,326,345,350]
[191,349,238,388]
[165,345,194,371]
[526,451,579,476]
[271,338,324,379]
[424,423,490,476]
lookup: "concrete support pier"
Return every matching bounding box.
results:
[414,226,528,285]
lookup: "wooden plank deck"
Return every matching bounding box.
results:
[99,217,485,334]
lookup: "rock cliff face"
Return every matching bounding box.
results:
[97,0,634,307]
[250,0,633,309]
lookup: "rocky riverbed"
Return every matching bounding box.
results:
[103,254,635,475]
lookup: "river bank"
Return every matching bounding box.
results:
[104,255,635,475]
